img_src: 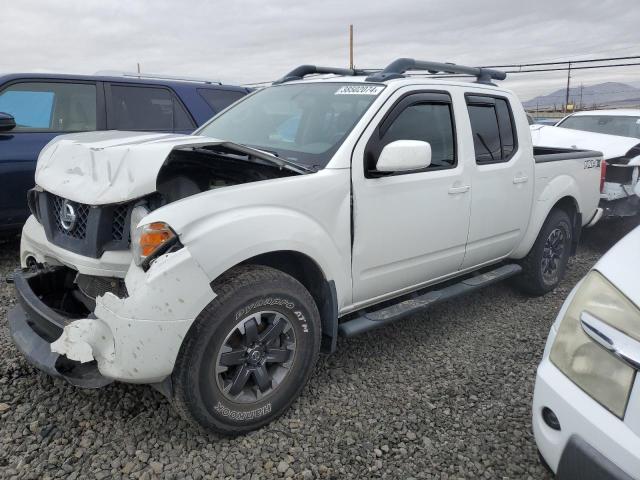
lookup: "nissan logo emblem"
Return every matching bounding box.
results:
[60,199,77,231]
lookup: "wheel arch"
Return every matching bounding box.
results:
[552,196,582,254]
[512,188,582,260]
[242,250,339,353]
[198,250,339,354]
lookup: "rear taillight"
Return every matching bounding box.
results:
[600,160,607,193]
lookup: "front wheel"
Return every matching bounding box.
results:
[513,208,573,296]
[172,265,321,435]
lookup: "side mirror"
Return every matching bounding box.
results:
[0,112,16,132]
[376,140,432,173]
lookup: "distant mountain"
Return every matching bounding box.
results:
[523,82,640,109]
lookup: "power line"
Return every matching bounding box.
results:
[502,61,640,74]
[485,54,640,68]
[241,54,640,87]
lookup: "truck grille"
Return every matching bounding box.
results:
[112,204,129,241]
[52,195,91,239]
[38,191,134,258]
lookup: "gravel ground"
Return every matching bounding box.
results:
[0,217,638,480]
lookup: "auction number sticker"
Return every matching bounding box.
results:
[335,85,384,95]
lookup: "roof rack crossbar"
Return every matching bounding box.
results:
[273,65,368,85]
[365,58,507,84]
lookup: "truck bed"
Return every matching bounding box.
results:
[534,146,603,163]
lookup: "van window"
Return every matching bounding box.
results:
[466,96,517,164]
[0,82,97,132]
[198,89,246,113]
[108,85,195,131]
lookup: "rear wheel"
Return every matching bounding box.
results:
[514,208,573,296]
[172,265,321,435]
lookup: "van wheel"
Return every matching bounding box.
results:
[172,265,321,435]
[514,209,573,296]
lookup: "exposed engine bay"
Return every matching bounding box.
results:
[156,146,300,204]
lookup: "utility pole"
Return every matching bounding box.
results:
[564,62,571,113]
[579,83,583,110]
[349,24,354,69]
[137,62,141,75]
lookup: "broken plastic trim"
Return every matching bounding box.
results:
[140,235,183,272]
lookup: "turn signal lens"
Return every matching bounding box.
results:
[133,222,176,266]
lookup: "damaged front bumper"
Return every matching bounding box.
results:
[9,268,112,388]
[8,247,216,386]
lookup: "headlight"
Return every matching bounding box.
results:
[130,206,178,268]
[550,270,640,417]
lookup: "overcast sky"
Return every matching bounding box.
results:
[2,0,640,101]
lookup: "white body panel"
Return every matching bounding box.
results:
[20,76,601,383]
[530,124,640,208]
[511,155,601,258]
[350,86,472,303]
[462,94,535,267]
[533,226,640,478]
[530,124,639,159]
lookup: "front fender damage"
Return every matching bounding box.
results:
[50,247,216,383]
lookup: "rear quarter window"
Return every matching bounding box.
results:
[198,88,247,113]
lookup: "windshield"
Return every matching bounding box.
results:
[557,114,640,139]
[196,83,384,169]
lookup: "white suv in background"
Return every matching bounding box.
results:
[533,224,640,479]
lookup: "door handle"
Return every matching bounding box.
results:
[513,176,529,184]
[448,185,470,195]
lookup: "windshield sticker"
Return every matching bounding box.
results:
[335,85,384,95]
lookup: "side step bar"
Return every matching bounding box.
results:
[338,264,522,338]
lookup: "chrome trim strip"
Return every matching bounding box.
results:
[580,311,640,370]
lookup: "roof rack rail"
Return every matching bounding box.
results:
[365,58,506,84]
[94,70,222,85]
[273,65,369,85]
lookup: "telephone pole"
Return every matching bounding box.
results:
[349,24,354,69]
[564,62,571,112]
[579,83,584,110]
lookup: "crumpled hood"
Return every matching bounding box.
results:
[35,131,232,205]
[530,124,640,160]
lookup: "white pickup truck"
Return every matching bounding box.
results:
[8,58,603,434]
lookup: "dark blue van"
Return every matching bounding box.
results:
[0,73,250,233]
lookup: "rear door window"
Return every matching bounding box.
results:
[0,82,97,132]
[107,85,195,131]
[466,95,517,164]
[198,88,247,113]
